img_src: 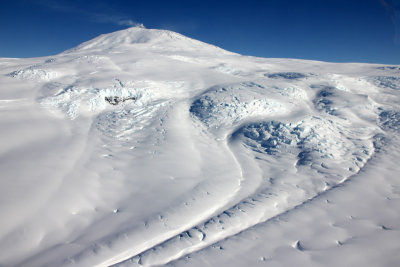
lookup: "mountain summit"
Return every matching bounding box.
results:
[64,27,233,55]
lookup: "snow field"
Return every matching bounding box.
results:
[0,27,399,267]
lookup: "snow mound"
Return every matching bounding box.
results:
[190,82,284,128]
[311,84,374,118]
[370,76,400,90]
[378,110,400,132]
[39,83,151,119]
[275,86,308,99]
[7,67,57,81]
[237,116,375,180]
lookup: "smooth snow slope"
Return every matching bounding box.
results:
[0,27,399,267]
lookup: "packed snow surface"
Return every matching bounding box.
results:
[0,27,399,267]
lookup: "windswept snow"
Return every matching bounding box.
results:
[0,27,399,267]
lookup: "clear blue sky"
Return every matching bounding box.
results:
[1,0,399,64]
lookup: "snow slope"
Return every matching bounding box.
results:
[0,27,399,267]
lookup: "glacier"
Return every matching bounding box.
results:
[0,27,399,267]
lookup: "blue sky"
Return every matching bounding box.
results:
[1,0,399,64]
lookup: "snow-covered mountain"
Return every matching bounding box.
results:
[0,27,399,267]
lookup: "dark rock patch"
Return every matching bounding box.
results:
[105,96,136,105]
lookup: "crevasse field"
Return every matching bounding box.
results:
[0,27,399,267]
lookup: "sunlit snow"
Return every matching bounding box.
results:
[0,27,399,267]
